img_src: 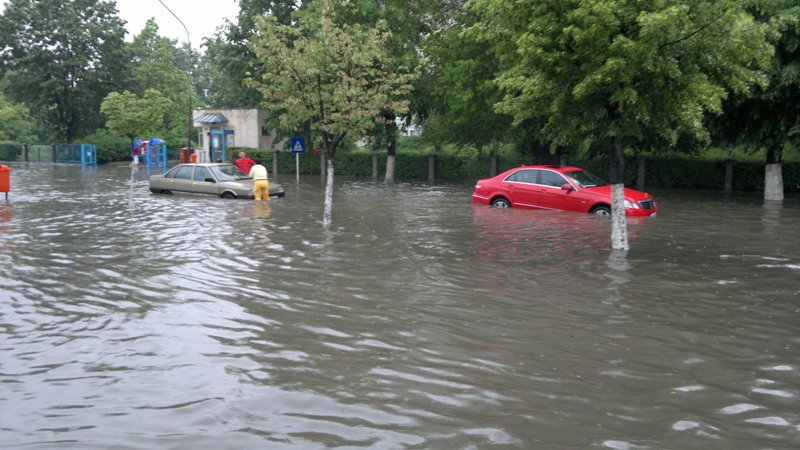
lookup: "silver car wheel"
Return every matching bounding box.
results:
[491,198,511,208]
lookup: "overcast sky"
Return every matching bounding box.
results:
[0,0,240,49]
[115,0,240,49]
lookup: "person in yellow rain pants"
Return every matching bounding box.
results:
[248,159,270,201]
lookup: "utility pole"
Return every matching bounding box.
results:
[158,0,193,152]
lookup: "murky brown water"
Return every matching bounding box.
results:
[1,162,799,449]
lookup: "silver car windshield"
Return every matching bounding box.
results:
[565,169,606,188]
[211,165,250,181]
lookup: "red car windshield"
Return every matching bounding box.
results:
[564,169,606,188]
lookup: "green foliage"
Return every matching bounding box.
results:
[717,1,800,163]
[101,89,173,143]
[249,0,417,160]
[0,0,129,143]
[0,89,37,143]
[471,0,773,160]
[118,20,194,147]
[79,129,131,164]
[0,143,22,161]
[422,6,511,150]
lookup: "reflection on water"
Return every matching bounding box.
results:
[1,162,799,449]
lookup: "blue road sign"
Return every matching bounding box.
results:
[291,137,306,154]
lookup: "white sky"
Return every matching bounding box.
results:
[0,0,240,50]
[115,0,240,49]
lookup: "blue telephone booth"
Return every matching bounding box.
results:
[210,130,235,162]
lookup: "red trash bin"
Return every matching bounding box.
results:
[179,148,190,164]
[0,165,9,195]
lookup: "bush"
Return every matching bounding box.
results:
[79,130,131,164]
[229,144,800,193]
[0,142,22,161]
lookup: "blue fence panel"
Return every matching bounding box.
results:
[55,144,97,166]
[144,144,168,171]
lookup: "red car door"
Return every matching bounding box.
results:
[503,169,545,209]
[537,169,586,212]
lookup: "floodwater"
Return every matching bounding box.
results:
[1,162,798,450]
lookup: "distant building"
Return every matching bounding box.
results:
[192,109,283,162]
[396,116,422,137]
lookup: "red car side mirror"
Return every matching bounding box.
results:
[560,183,574,191]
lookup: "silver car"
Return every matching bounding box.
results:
[149,163,284,199]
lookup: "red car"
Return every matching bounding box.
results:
[472,165,657,217]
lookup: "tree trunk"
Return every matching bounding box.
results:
[636,156,646,191]
[610,137,629,250]
[428,154,435,184]
[272,150,278,180]
[384,131,397,184]
[372,152,378,179]
[610,183,629,250]
[764,163,784,202]
[384,155,396,184]
[323,157,335,226]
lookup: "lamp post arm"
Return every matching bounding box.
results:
[157,0,193,151]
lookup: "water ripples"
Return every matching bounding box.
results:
[1,164,799,448]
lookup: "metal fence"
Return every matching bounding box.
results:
[0,144,97,166]
[55,144,97,166]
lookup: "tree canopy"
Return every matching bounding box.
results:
[471,0,773,172]
[106,19,193,146]
[717,1,800,164]
[0,0,129,143]
[249,1,416,160]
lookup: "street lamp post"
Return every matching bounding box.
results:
[157,0,193,154]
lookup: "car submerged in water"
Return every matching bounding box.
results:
[149,163,284,199]
[472,165,657,217]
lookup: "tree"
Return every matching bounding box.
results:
[0,82,37,143]
[203,0,310,108]
[0,0,129,143]
[249,0,415,225]
[717,1,800,201]
[125,19,195,146]
[472,0,772,249]
[422,4,512,157]
[100,89,173,145]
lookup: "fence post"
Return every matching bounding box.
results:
[272,149,278,179]
[22,144,28,162]
[320,151,326,180]
[490,155,499,177]
[637,156,646,191]
[428,154,435,184]
[51,145,56,163]
[724,157,734,196]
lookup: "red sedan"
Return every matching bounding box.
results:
[472,165,657,217]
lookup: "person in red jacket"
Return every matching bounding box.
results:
[235,151,256,173]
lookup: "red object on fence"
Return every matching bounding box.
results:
[0,165,9,194]
[179,148,190,164]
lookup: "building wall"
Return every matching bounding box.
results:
[193,108,262,149]
[193,108,291,152]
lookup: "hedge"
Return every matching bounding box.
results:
[2,142,798,192]
[262,151,800,192]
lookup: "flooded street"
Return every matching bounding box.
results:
[1,162,799,449]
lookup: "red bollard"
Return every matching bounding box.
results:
[0,165,9,200]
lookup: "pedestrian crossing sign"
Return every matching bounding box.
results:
[291,137,306,154]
